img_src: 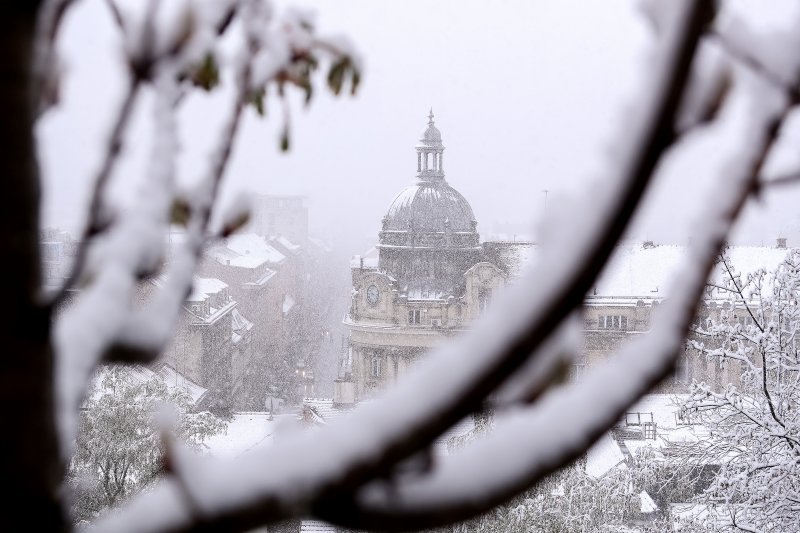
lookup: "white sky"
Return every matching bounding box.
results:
[37,0,800,252]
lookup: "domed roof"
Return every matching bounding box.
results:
[418,109,443,148]
[383,182,477,233]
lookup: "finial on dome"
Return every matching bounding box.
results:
[428,108,434,125]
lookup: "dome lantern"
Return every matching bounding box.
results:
[416,109,445,181]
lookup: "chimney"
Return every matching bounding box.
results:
[777,237,787,249]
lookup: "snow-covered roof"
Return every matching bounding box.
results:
[204,412,294,459]
[383,181,477,233]
[350,246,379,269]
[483,241,538,280]
[302,398,353,423]
[590,243,789,301]
[350,255,379,269]
[308,236,332,253]
[210,246,267,269]
[299,404,328,427]
[249,267,277,286]
[274,235,301,253]
[300,520,337,532]
[211,233,286,269]
[187,277,228,302]
[227,233,286,262]
[159,364,208,406]
[585,432,626,478]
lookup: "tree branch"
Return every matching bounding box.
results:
[315,40,792,530]
[92,2,716,532]
[0,2,66,530]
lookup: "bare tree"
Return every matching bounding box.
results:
[3,0,800,531]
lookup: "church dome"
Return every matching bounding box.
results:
[419,123,442,146]
[383,182,477,233]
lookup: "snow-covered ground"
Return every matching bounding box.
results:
[204,412,297,460]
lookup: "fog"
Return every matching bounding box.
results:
[27,2,800,529]
[39,0,800,258]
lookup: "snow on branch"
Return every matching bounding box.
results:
[308,40,794,532]
[54,0,362,462]
[90,2,718,532]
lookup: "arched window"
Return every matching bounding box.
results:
[478,288,492,316]
[371,355,383,378]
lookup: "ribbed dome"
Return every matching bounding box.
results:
[419,123,442,147]
[383,182,477,233]
[417,109,443,148]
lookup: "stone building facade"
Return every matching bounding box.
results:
[339,112,529,402]
[338,112,793,404]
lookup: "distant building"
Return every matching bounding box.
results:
[152,275,245,415]
[339,112,531,402]
[249,194,309,244]
[337,111,794,404]
[583,240,790,391]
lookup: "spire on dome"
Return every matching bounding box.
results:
[428,108,434,125]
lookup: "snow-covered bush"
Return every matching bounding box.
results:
[68,366,226,522]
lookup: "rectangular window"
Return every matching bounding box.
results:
[478,288,492,316]
[409,309,422,325]
[598,314,628,330]
[672,352,690,384]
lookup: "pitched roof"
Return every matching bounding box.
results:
[187,277,228,302]
[590,243,789,302]
[210,233,286,269]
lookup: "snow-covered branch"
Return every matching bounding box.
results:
[90,2,719,531]
[53,0,362,463]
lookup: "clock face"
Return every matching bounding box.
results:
[366,285,380,306]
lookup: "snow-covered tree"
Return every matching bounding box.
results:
[68,366,226,522]
[446,464,648,533]
[3,0,800,531]
[676,250,800,532]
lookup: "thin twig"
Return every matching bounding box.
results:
[757,172,800,191]
[93,3,715,532]
[51,77,142,305]
[710,30,800,100]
